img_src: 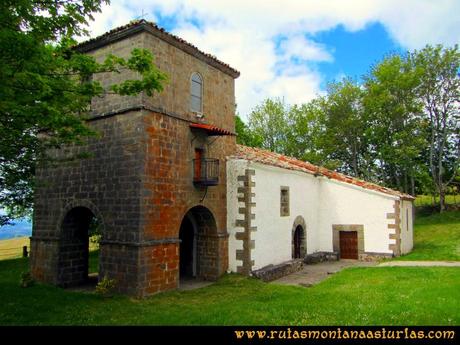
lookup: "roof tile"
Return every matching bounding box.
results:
[76,20,240,78]
[231,145,414,200]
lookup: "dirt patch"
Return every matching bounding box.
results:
[271,260,376,287]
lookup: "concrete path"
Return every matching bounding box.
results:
[378,261,460,267]
[271,260,376,287]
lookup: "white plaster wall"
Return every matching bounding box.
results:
[250,163,321,270]
[400,200,414,254]
[317,178,397,254]
[226,159,248,272]
[227,158,409,273]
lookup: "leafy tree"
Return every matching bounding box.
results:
[235,114,262,147]
[247,98,289,154]
[364,54,425,193]
[410,45,460,211]
[316,79,373,178]
[284,100,328,166]
[0,0,168,225]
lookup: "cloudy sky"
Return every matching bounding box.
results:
[86,0,460,119]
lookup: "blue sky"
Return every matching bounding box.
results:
[86,0,460,119]
[314,23,403,87]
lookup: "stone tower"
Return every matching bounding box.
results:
[30,20,240,296]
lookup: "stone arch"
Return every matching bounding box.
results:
[179,205,219,280]
[58,199,106,236]
[57,200,105,287]
[292,216,307,259]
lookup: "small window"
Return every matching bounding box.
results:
[280,187,290,217]
[190,73,203,113]
[406,208,409,231]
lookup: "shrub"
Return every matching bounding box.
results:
[20,271,35,288]
[95,275,116,297]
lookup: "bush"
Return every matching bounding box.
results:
[20,271,35,288]
[95,275,116,297]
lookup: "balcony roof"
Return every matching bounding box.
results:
[190,123,235,136]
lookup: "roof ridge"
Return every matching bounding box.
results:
[234,144,414,200]
[76,19,240,78]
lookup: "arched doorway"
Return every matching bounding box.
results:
[293,225,304,259]
[291,216,307,259]
[58,207,101,287]
[179,214,196,278]
[179,206,218,281]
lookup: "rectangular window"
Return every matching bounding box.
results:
[280,186,290,217]
[406,208,409,231]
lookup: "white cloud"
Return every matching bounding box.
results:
[85,0,460,118]
[278,34,333,62]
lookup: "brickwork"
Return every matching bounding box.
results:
[31,21,238,297]
[235,169,256,275]
[387,200,401,256]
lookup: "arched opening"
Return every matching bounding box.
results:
[190,72,203,113]
[58,207,101,287]
[293,225,304,259]
[179,206,218,283]
[179,214,196,278]
[292,216,307,259]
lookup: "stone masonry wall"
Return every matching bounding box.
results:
[32,24,237,296]
[87,31,236,134]
[31,110,146,292]
[138,110,234,296]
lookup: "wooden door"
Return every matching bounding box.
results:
[339,231,358,259]
[293,226,302,259]
[194,149,203,180]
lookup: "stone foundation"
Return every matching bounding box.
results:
[251,259,303,282]
[304,251,338,264]
[359,252,393,262]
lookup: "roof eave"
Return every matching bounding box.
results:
[75,21,240,79]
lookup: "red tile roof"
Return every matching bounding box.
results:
[76,20,240,78]
[190,123,235,136]
[232,145,414,200]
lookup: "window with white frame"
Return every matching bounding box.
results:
[190,73,203,113]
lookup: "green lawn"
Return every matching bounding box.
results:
[0,257,458,325]
[414,194,459,207]
[396,210,460,261]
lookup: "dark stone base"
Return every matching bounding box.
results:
[251,259,303,282]
[303,251,338,264]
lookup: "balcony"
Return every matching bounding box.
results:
[193,158,219,186]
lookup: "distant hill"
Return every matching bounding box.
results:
[0,219,32,240]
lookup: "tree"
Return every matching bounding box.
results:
[284,100,328,166]
[410,45,460,211]
[0,0,168,225]
[247,98,289,154]
[234,114,262,147]
[316,79,373,178]
[364,54,426,193]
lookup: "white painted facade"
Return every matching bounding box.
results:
[227,158,414,272]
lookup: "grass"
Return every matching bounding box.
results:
[414,194,458,207]
[396,210,460,261]
[0,237,30,261]
[0,257,458,325]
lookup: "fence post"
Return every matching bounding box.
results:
[22,246,28,258]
